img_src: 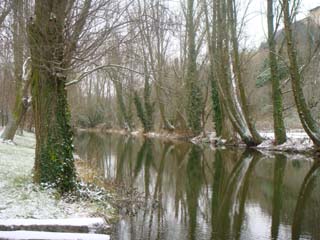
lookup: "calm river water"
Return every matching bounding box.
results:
[74,132,320,240]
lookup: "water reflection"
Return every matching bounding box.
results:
[74,132,320,240]
[271,154,286,240]
[292,162,320,240]
[186,146,202,240]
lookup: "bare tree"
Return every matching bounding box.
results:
[135,0,175,131]
[281,0,320,147]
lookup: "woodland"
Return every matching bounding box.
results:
[0,0,319,192]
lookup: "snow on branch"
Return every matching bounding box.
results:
[65,64,143,87]
[22,57,31,81]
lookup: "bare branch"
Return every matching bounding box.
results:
[65,64,143,87]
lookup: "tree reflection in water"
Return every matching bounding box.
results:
[186,145,203,240]
[74,133,320,240]
[292,161,320,240]
[271,154,286,240]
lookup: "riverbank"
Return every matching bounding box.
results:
[77,127,318,154]
[0,131,117,225]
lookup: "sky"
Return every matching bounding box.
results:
[245,0,320,48]
[164,0,319,53]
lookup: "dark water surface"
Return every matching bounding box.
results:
[74,132,320,240]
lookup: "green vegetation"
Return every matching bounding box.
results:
[256,59,289,88]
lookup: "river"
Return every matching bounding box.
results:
[74,132,320,240]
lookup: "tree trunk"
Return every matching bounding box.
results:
[282,0,320,147]
[210,71,223,137]
[27,109,34,132]
[214,0,258,146]
[1,0,29,141]
[134,81,154,133]
[267,0,286,145]
[110,74,133,131]
[227,0,263,144]
[1,78,31,140]
[203,0,223,137]
[28,0,76,192]
[155,72,174,131]
[116,82,133,131]
[143,63,154,132]
[220,105,235,141]
[186,0,203,135]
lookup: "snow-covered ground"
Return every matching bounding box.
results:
[0,132,96,219]
[258,129,313,152]
[191,129,316,153]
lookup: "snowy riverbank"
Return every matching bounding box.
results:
[79,127,318,154]
[0,131,111,220]
[191,129,317,153]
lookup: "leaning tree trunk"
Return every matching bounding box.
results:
[267,0,286,145]
[282,0,320,147]
[227,0,263,145]
[214,0,258,146]
[1,77,31,141]
[1,0,29,141]
[27,0,76,192]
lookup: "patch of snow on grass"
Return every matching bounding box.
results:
[0,132,94,219]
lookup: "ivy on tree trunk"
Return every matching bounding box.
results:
[267,0,287,145]
[282,0,320,147]
[186,0,203,136]
[27,0,76,193]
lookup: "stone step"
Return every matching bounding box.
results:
[0,230,110,240]
[0,218,109,234]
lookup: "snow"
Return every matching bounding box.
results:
[260,129,310,140]
[257,129,314,152]
[189,129,316,153]
[0,218,106,228]
[0,132,96,219]
[130,131,140,136]
[0,217,109,235]
[0,231,110,240]
[145,132,161,138]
